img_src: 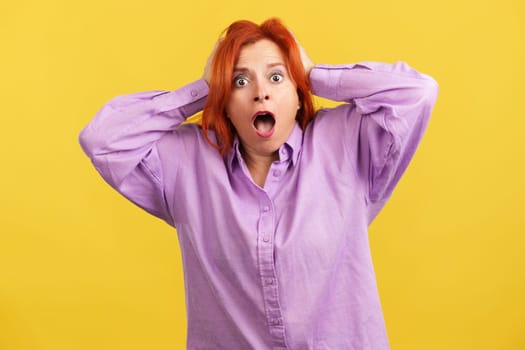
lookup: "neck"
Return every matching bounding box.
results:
[241,146,278,188]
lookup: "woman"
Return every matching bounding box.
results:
[79,18,438,349]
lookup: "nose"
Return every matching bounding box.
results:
[254,95,270,102]
[253,81,270,102]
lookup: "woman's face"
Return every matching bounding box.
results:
[225,39,300,159]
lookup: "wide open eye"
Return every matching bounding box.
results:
[234,75,249,88]
[270,73,284,83]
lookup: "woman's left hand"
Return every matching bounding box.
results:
[290,32,314,76]
[297,42,314,76]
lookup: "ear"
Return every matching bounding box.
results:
[297,89,303,110]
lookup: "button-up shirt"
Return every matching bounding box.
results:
[79,62,438,349]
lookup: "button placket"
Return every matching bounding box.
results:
[257,194,288,348]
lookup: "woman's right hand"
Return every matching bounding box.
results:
[202,40,222,85]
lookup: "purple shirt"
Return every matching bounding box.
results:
[79,62,438,349]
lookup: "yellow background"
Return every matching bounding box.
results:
[1,0,523,349]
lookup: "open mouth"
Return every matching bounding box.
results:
[252,111,276,138]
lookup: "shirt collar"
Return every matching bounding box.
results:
[227,122,303,172]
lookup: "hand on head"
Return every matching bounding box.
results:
[202,39,222,85]
[297,41,314,77]
[289,31,314,76]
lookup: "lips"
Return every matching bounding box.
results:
[252,111,276,138]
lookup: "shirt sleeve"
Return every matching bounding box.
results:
[78,79,209,226]
[309,62,439,222]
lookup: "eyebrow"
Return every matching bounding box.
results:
[233,62,286,74]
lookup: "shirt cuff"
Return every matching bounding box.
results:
[309,64,372,101]
[153,79,209,115]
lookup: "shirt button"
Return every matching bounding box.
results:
[273,170,281,177]
[272,319,281,326]
[262,235,270,243]
[266,278,274,285]
[190,90,198,97]
[262,206,270,212]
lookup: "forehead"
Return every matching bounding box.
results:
[236,39,286,66]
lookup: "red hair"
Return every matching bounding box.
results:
[201,18,315,156]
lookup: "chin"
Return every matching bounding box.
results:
[257,140,282,155]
